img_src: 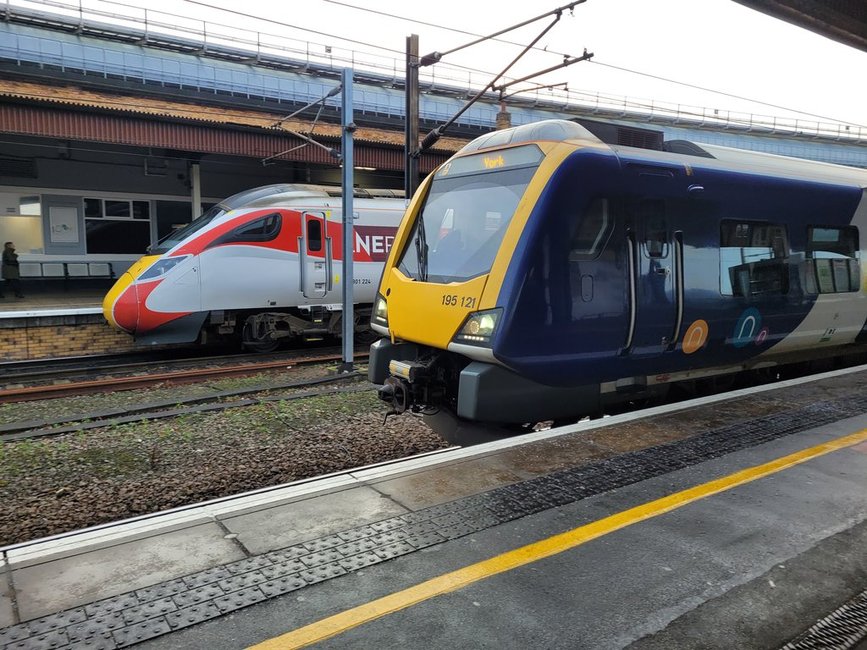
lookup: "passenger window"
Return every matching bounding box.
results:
[720,220,789,297]
[206,212,281,249]
[569,198,611,261]
[641,200,668,258]
[307,218,322,252]
[805,226,860,293]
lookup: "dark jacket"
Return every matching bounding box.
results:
[2,248,19,280]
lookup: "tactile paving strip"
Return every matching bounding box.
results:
[4,393,867,649]
[780,589,867,649]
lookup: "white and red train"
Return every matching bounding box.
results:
[103,184,405,350]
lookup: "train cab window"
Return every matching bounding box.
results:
[805,226,860,293]
[307,217,323,252]
[207,212,281,248]
[569,198,612,261]
[720,220,789,297]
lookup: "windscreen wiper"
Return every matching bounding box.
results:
[415,215,429,282]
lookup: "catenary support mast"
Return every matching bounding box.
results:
[340,67,355,372]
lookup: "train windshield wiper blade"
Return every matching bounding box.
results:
[415,215,429,282]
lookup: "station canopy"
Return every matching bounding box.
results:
[735,1,867,52]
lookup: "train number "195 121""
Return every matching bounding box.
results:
[441,294,476,309]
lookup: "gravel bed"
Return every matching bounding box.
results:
[0,364,341,426]
[0,371,449,546]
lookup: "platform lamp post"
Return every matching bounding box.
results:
[340,67,356,373]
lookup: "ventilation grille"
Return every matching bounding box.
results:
[0,156,37,178]
[574,118,664,151]
[616,126,664,150]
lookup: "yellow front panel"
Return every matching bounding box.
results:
[102,255,161,327]
[381,136,608,349]
[386,268,489,349]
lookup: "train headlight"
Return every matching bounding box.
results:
[453,308,502,346]
[372,293,389,328]
[139,255,189,281]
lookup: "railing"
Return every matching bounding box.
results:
[563,89,866,143]
[1,0,866,144]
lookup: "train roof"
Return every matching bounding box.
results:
[456,119,867,189]
[217,183,405,211]
[615,140,867,188]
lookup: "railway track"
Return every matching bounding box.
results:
[0,347,368,403]
[0,373,370,443]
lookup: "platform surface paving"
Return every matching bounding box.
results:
[2,366,867,648]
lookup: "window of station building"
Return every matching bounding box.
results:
[0,193,44,253]
[569,198,612,261]
[155,201,197,241]
[805,226,860,294]
[83,197,152,254]
[84,198,151,220]
[720,220,789,297]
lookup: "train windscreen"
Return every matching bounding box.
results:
[150,184,298,254]
[150,204,227,254]
[397,146,541,284]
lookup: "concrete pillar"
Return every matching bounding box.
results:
[190,162,202,219]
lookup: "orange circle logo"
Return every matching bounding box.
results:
[682,319,709,354]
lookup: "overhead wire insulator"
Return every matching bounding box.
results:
[419,51,442,67]
[419,127,442,153]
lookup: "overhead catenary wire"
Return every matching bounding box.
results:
[3,78,864,147]
[590,60,867,131]
[4,81,864,158]
[263,85,344,164]
[13,0,861,129]
[317,0,866,128]
[412,4,594,154]
[6,0,866,148]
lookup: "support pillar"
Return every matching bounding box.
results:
[340,68,355,373]
[190,162,202,219]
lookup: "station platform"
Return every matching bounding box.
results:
[0,282,137,361]
[0,287,104,317]
[2,365,867,649]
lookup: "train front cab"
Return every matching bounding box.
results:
[370,119,867,437]
[369,121,611,430]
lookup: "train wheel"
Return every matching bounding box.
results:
[243,339,280,353]
[242,319,280,353]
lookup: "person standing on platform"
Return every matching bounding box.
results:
[1,241,24,299]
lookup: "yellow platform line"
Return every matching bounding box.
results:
[250,428,867,650]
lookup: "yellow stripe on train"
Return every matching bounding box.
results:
[102,255,161,328]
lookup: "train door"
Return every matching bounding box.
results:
[627,199,684,356]
[299,211,332,299]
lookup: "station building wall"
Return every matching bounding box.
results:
[0,137,392,282]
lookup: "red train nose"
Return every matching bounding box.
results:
[113,285,139,334]
[103,273,139,334]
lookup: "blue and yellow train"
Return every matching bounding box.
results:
[369,119,867,441]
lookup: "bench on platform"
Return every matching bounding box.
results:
[19,261,116,281]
